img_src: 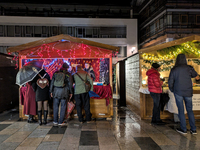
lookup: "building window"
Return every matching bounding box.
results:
[25,26,33,37]
[180,15,188,25]
[34,26,42,37]
[15,26,21,37]
[196,15,200,25]
[7,26,14,37]
[0,25,3,36]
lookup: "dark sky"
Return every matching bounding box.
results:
[0,0,134,6]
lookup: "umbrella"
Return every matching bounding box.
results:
[16,60,43,86]
[89,91,100,98]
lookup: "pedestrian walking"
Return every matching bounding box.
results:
[73,65,93,123]
[146,63,165,125]
[168,54,198,134]
[50,63,73,126]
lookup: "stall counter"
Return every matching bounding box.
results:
[139,86,200,120]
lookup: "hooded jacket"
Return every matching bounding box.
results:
[168,54,197,97]
[146,68,163,93]
[83,67,96,81]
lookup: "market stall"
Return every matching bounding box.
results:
[139,35,200,120]
[7,34,119,120]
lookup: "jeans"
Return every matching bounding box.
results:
[174,93,196,131]
[150,92,161,122]
[74,92,91,122]
[53,98,67,124]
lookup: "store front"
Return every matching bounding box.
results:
[7,34,119,120]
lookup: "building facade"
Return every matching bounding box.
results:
[139,0,200,49]
[0,2,138,63]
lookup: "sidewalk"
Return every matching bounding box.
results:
[0,106,200,150]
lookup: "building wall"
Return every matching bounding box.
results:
[0,16,137,58]
[125,54,140,109]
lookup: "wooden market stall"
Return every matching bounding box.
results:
[7,34,119,120]
[139,35,200,120]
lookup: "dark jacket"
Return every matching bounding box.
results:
[50,68,73,99]
[83,67,96,81]
[73,69,93,95]
[32,69,50,102]
[168,54,197,97]
[146,68,163,93]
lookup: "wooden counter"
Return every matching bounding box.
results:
[140,87,200,120]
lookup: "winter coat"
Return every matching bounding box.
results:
[50,68,73,99]
[32,69,50,102]
[168,54,197,97]
[72,69,93,95]
[84,67,96,81]
[146,68,163,93]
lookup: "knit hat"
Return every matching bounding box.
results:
[62,63,69,68]
[152,63,160,69]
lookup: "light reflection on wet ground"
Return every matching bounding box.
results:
[0,101,200,149]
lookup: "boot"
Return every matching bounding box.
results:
[27,115,37,123]
[38,111,42,126]
[43,110,48,125]
[27,115,32,123]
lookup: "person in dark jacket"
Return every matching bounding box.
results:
[168,54,198,134]
[73,65,93,123]
[50,63,73,126]
[146,63,164,125]
[84,63,96,81]
[32,69,50,125]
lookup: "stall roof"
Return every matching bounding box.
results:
[139,35,200,54]
[7,34,120,53]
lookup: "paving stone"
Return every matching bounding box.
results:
[4,131,31,143]
[0,142,20,150]
[28,128,50,138]
[19,137,43,147]
[0,134,10,143]
[79,146,99,150]
[43,134,63,142]
[36,141,60,150]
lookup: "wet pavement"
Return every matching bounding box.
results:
[0,103,200,150]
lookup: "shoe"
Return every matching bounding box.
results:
[176,128,187,134]
[37,111,42,126]
[190,129,197,135]
[27,115,37,123]
[156,120,166,125]
[58,123,68,126]
[53,122,58,126]
[87,120,95,123]
[151,121,157,125]
[43,110,48,125]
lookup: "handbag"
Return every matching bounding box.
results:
[76,73,91,92]
[66,101,75,119]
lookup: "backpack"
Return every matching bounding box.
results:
[54,72,66,87]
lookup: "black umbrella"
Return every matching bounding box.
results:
[16,60,43,86]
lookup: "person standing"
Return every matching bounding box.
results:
[84,63,96,81]
[50,63,73,126]
[32,69,51,125]
[168,54,198,134]
[73,65,93,123]
[146,63,164,125]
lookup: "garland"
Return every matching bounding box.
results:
[142,41,200,60]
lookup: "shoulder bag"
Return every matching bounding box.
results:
[76,73,91,92]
